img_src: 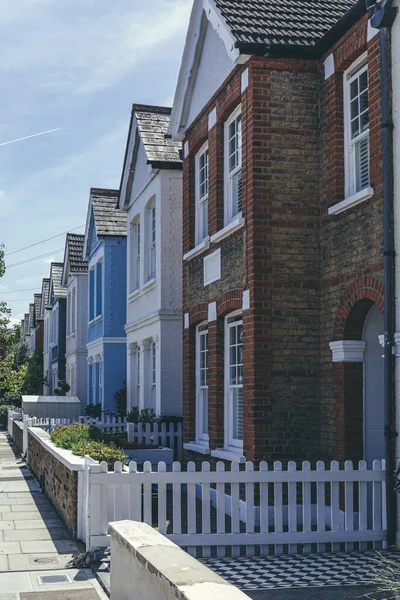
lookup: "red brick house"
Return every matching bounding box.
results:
[169,0,386,466]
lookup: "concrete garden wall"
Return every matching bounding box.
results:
[109,521,250,600]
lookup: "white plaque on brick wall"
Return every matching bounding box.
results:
[204,249,221,286]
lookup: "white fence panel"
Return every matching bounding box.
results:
[84,458,387,555]
[127,422,182,461]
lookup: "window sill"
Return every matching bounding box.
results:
[184,442,210,455]
[210,448,246,463]
[128,289,141,303]
[328,187,374,215]
[88,315,102,326]
[143,278,156,292]
[210,214,245,244]
[183,238,210,262]
[66,333,76,340]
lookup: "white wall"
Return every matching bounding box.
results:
[392,1,400,544]
[125,167,182,416]
[186,19,234,128]
[130,141,151,204]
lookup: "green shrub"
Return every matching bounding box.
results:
[0,404,16,428]
[3,393,22,407]
[71,440,127,470]
[50,423,90,450]
[85,404,102,419]
[127,407,156,424]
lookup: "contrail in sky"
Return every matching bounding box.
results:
[0,128,61,147]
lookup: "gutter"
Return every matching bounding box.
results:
[367,0,398,547]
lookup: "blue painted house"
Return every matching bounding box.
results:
[83,188,127,412]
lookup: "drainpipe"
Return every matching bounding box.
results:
[367,0,397,547]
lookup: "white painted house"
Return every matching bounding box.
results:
[118,104,183,417]
[62,233,88,404]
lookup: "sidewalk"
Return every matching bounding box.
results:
[0,430,107,599]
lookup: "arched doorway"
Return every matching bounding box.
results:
[363,304,385,465]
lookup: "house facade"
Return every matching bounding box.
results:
[83,189,127,413]
[62,233,88,404]
[118,105,183,417]
[47,263,67,394]
[170,0,387,465]
[41,278,50,395]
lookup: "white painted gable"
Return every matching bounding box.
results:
[129,137,150,207]
[186,18,234,127]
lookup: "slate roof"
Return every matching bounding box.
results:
[50,263,67,300]
[66,233,88,274]
[134,105,182,167]
[34,294,42,322]
[91,189,127,237]
[214,0,357,51]
[41,278,50,314]
[28,304,34,330]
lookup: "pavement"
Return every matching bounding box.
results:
[0,430,108,600]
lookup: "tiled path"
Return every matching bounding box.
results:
[0,430,107,600]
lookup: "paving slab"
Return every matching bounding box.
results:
[0,572,33,593]
[15,520,64,530]
[4,529,71,542]
[0,522,14,531]
[1,512,57,521]
[7,553,79,572]
[0,542,21,555]
[21,591,103,600]
[11,504,54,512]
[21,540,80,555]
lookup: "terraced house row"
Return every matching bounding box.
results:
[22,0,400,492]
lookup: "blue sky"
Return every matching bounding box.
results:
[0,0,191,324]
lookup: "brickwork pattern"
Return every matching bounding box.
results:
[182,15,386,466]
[12,421,23,455]
[27,432,79,538]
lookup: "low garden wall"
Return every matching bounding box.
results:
[109,521,251,600]
[27,427,85,539]
[12,420,23,454]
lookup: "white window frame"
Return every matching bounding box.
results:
[195,142,209,245]
[130,217,141,292]
[224,311,243,450]
[95,260,103,318]
[196,323,209,444]
[145,201,156,283]
[224,106,242,226]
[67,292,71,336]
[344,53,370,199]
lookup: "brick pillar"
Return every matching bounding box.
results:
[208,318,225,450]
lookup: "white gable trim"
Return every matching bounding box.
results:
[61,239,70,287]
[120,117,141,211]
[83,195,94,260]
[169,0,249,141]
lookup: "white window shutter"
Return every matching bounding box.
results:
[355,137,370,192]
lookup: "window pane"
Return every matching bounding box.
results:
[359,70,368,92]
[350,79,358,100]
[350,98,358,120]
[201,388,208,435]
[351,119,359,138]
[233,388,243,440]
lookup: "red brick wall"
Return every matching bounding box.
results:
[319,18,384,462]
[182,15,385,465]
[28,432,79,538]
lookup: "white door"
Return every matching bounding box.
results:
[363,304,385,465]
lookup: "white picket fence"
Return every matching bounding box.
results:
[79,416,128,433]
[82,458,387,556]
[22,417,73,454]
[127,422,183,462]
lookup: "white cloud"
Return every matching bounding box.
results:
[0,190,4,197]
[0,0,192,96]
